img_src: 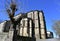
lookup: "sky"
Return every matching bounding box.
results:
[0,0,60,38]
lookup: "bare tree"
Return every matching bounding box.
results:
[5,0,22,41]
[5,0,26,41]
[52,20,60,38]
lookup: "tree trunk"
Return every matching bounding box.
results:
[13,23,17,41]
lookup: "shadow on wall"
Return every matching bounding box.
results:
[16,35,36,41]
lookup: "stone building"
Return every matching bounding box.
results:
[18,10,47,39]
[27,10,47,39]
[47,31,54,39]
[0,10,48,41]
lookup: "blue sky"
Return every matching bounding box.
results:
[0,0,60,37]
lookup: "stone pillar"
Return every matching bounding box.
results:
[9,30,14,41]
[34,11,40,39]
[27,11,40,39]
[8,25,14,41]
[39,11,47,39]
